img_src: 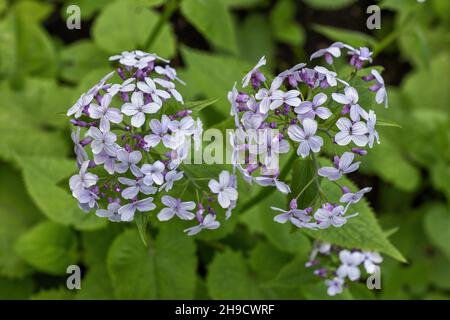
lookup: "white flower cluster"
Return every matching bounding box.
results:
[228,42,388,230]
[306,242,383,296]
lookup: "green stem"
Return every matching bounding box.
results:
[143,0,179,50]
[295,175,316,200]
[310,153,325,201]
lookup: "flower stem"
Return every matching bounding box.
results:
[143,0,179,50]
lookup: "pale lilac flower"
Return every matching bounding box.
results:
[278,63,306,79]
[184,214,220,236]
[118,197,156,222]
[295,93,331,121]
[255,76,283,113]
[137,77,170,105]
[88,93,123,132]
[144,115,173,148]
[96,202,121,222]
[334,117,369,147]
[318,152,361,181]
[314,204,358,229]
[160,170,183,192]
[336,250,364,281]
[370,70,388,108]
[314,66,338,87]
[332,86,368,121]
[157,195,196,221]
[310,42,350,64]
[254,176,291,194]
[154,78,184,103]
[135,55,155,69]
[306,242,332,266]
[271,204,313,229]
[118,169,157,199]
[288,119,323,158]
[348,47,373,69]
[367,110,379,148]
[155,65,186,85]
[121,91,160,127]
[86,126,117,155]
[94,150,117,174]
[325,277,345,296]
[340,187,372,205]
[108,78,136,96]
[258,131,290,169]
[242,112,266,130]
[114,149,142,174]
[228,83,241,126]
[77,188,99,212]
[169,116,194,136]
[362,251,383,274]
[141,161,165,185]
[242,56,266,88]
[208,171,238,208]
[69,160,98,196]
[67,92,94,118]
[109,51,138,67]
[270,90,301,110]
[71,128,89,166]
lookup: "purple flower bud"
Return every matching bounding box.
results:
[207,196,214,203]
[288,74,298,87]
[95,94,102,104]
[314,268,328,278]
[289,198,298,210]
[236,93,249,103]
[282,105,290,115]
[103,183,109,190]
[247,163,259,174]
[114,185,121,193]
[305,259,319,268]
[274,109,281,115]
[270,122,277,129]
[91,185,99,194]
[107,197,114,203]
[351,148,367,155]
[175,109,192,118]
[305,207,313,214]
[80,137,92,147]
[325,53,334,65]
[251,71,266,90]
[369,83,382,92]
[341,104,350,115]
[333,156,340,168]
[117,68,126,80]
[125,126,131,131]
[124,144,132,152]
[341,186,351,194]
[82,105,90,116]
[100,192,106,198]
[121,92,129,102]
[121,134,127,141]
[362,74,375,81]
[290,118,298,125]
[320,78,330,89]
[88,160,96,168]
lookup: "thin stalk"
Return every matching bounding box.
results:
[143,0,179,50]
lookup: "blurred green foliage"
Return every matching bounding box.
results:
[0,0,448,300]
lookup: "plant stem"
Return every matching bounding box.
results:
[143,0,179,50]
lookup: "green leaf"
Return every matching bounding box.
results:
[17,156,106,230]
[0,277,34,299]
[135,213,149,246]
[179,46,251,118]
[60,40,110,84]
[303,168,406,262]
[31,287,75,300]
[290,158,319,208]
[249,242,291,281]
[15,221,78,275]
[0,163,41,279]
[92,0,175,58]
[76,265,115,300]
[270,0,305,46]
[186,98,218,115]
[424,204,450,259]
[312,24,378,47]
[13,0,53,23]
[303,0,357,10]
[107,225,197,299]
[181,0,237,53]
[206,249,264,299]
[377,118,402,128]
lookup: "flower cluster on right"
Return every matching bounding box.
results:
[228,42,388,230]
[306,242,383,296]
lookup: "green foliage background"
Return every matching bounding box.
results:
[0,0,449,300]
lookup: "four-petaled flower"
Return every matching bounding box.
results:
[184,214,220,236]
[336,250,364,281]
[295,93,331,121]
[137,77,170,105]
[141,161,165,186]
[89,93,123,132]
[288,119,323,158]
[121,91,160,127]
[157,195,196,221]
[318,152,360,181]
[334,117,369,147]
[86,126,117,155]
[118,197,156,222]
[208,171,238,209]
[332,86,368,122]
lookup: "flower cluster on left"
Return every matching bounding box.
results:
[67,50,214,232]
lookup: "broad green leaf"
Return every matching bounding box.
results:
[60,40,110,83]
[76,265,115,300]
[249,242,291,280]
[181,0,237,53]
[303,0,357,10]
[270,0,305,46]
[17,156,106,230]
[303,166,406,262]
[222,0,263,7]
[92,0,175,58]
[0,163,41,278]
[206,249,264,299]
[312,24,378,47]
[81,226,121,267]
[237,14,275,65]
[15,221,78,275]
[31,287,75,300]
[107,225,197,299]
[179,46,251,119]
[13,0,53,23]
[424,204,450,259]
[0,277,34,299]
[290,158,319,208]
